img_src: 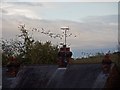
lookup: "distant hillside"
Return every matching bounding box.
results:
[71,52,120,72]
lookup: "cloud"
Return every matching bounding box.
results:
[0,8,8,14]
[2,14,118,44]
[1,9,42,20]
[5,2,43,7]
[1,2,42,9]
[1,2,42,20]
[82,15,118,24]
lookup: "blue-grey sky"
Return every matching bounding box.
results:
[37,2,117,21]
[1,1,118,58]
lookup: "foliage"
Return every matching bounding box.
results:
[2,39,24,65]
[2,25,59,65]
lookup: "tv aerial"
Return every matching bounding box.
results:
[60,26,69,46]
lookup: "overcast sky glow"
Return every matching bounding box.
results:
[1,1,118,58]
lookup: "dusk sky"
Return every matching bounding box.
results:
[1,0,118,58]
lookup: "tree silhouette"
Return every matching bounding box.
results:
[2,24,59,65]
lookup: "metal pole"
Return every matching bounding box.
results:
[64,29,67,66]
[61,27,69,46]
[65,29,66,46]
[61,27,69,66]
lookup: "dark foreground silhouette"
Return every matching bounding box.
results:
[3,64,118,89]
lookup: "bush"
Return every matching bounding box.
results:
[2,25,59,65]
